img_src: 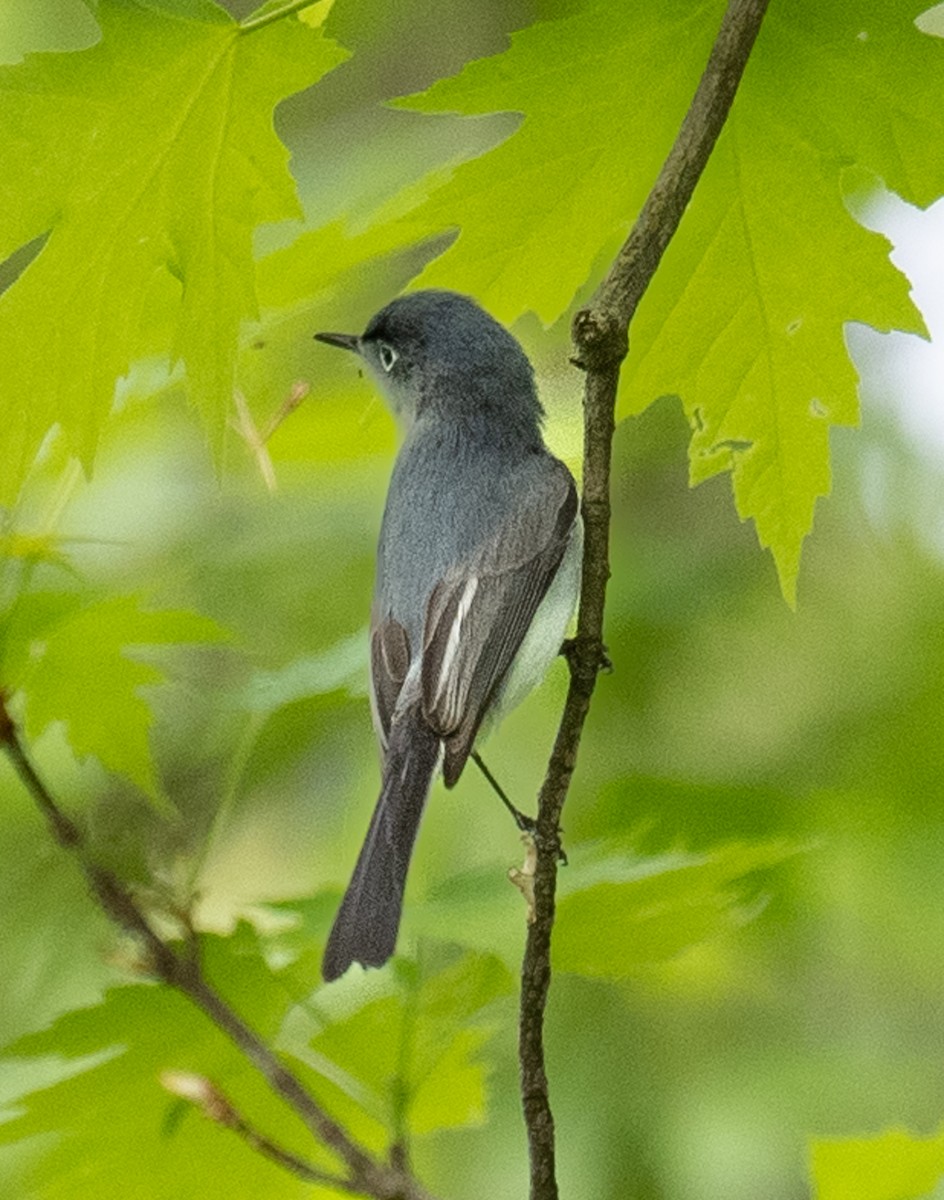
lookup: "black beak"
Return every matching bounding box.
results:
[314,331,360,353]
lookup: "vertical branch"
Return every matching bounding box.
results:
[518,2,773,1197]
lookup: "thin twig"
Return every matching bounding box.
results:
[231,382,310,492]
[0,694,436,1200]
[160,1070,355,1190]
[517,2,773,1198]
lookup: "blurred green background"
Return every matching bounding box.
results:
[3,2,944,1199]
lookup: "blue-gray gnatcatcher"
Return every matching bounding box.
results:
[314,290,581,981]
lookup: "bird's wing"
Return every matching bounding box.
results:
[370,613,411,749]
[420,457,578,786]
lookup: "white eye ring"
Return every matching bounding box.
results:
[378,341,398,373]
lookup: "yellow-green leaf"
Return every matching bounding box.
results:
[0,0,346,502]
[395,0,938,598]
[811,1124,944,1200]
[554,841,798,979]
[301,952,512,1143]
[6,593,228,795]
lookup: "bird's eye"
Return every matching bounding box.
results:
[377,341,398,373]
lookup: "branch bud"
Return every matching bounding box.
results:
[508,833,538,924]
[160,1071,239,1128]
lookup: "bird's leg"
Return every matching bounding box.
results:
[471,752,569,866]
[471,752,536,833]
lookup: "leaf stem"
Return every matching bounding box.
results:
[239,0,321,35]
[517,1,772,1197]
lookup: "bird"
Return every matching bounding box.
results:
[314,289,581,981]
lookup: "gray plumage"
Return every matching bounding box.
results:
[315,290,580,981]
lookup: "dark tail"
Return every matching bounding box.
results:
[322,708,439,981]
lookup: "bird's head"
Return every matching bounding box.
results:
[315,289,542,434]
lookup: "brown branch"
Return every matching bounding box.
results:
[160,1070,357,1190]
[518,2,772,1197]
[160,1070,357,1191]
[0,693,436,1200]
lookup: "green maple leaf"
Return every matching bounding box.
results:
[299,953,512,1146]
[553,840,797,979]
[0,929,329,1200]
[394,0,937,598]
[618,116,920,601]
[1,592,228,796]
[620,1,932,600]
[0,0,346,504]
[396,0,724,325]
